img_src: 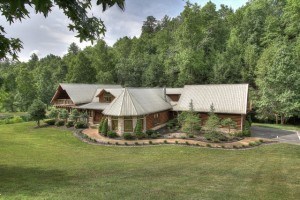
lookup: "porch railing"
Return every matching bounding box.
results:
[53,99,74,105]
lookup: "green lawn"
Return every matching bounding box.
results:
[0,122,299,200]
[253,123,300,131]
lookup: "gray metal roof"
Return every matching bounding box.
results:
[174,84,248,114]
[60,83,122,104]
[103,88,172,116]
[92,88,123,102]
[166,88,183,95]
[77,102,110,110]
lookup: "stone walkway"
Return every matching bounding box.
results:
[82,128,274,148]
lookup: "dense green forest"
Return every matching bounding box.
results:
[0,0,299,124]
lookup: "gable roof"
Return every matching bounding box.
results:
[58,83,122,104]
[102,88,172,116]
[174,84,248,114]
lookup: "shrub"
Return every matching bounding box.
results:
[134,119,143,134]
[101,118,108,136]
[146,130,156,136]
[188,134,194,138]
[149,141,153,144]
[107,131,118,138]
[235,130,251,137]
[115,142,119,145]
[44,119,56,125]
[164,140,168,144]
[75,121,88,129]
[204,131,227,142]
[150,133,158,139]
[167,119,178,130]
[20,114,31,122]
[55,120,65,126]
[69,109,80,122]
[58,109,69,122]
[125,142,128,145]
[98,118,104,134]
[136,133,147,139]
[135,142,139,145]
[66,121,75,128]
[206,143,211,147]
[47,107,59,119]
[11,116,24,123]
[123,133,135,140]
[175,141,178,144]
[180,136,186,139]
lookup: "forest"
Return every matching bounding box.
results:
[0,0,299,124]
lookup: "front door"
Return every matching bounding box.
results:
[93,111,102,123]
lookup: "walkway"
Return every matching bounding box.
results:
[82,128,273,148]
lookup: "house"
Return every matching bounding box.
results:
[51,83,249,135]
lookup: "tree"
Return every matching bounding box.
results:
[68,43,80,55]
[178,100,201,134]
[47,107,59,119]
[0,0,125,60]
[221,118,237,133]
[67,52,96,83]
[58,109,69,123]
[98,118,105,134]
[134,119,143,134]
[205,104,220,132]
[69,109,80,122]
[28,99,46,127]
[101,118,108,136]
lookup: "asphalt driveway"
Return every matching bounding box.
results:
[251,126,300,145]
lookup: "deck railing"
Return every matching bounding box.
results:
[53,99,74,105]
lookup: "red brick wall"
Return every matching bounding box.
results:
[146,110,170,130]
[167,94,181,101]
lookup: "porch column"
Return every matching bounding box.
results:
[132,117,137,131]
[107,116,112,130]
[118,117,124,136]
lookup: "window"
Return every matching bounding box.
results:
[124,117,133,132]
[153,113,159,126]
[104,92,112,102]
[112,117,118,131]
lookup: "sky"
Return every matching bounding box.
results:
[0,0,248,61]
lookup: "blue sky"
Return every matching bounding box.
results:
[0,0,248,61]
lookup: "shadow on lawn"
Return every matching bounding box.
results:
[0,165,72,198]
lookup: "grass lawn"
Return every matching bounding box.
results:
[0,122,299,200]
[253,123,300,131]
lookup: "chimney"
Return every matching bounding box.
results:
[163,86,167,102]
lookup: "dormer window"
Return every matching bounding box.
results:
[104,93,112,102]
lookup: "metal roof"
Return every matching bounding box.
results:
[60,83,122,104]
[174,84,248,114]
[166,88,183,95]
[92,88,123,102]
[77,102,110,110]
[103,88,172,116]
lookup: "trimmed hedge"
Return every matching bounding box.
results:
[75,121,88,129]
[55,120,65,126]
[66,121,75,128]
[107,131,118,138]
[123,133,135,140]
[44,119,56,125]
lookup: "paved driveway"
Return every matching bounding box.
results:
[251,126,300,145]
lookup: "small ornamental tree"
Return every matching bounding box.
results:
[98,118,104,133]
[205,104,220,132]
[69,109,80,122]
[80,111,89,123]
[134,119,143,134]
[47,107,59,120]
[221,118,237,133]
[101,118,108,136]
[59,109,69,123]
[178,99,201,134]
[28,99,46,127]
